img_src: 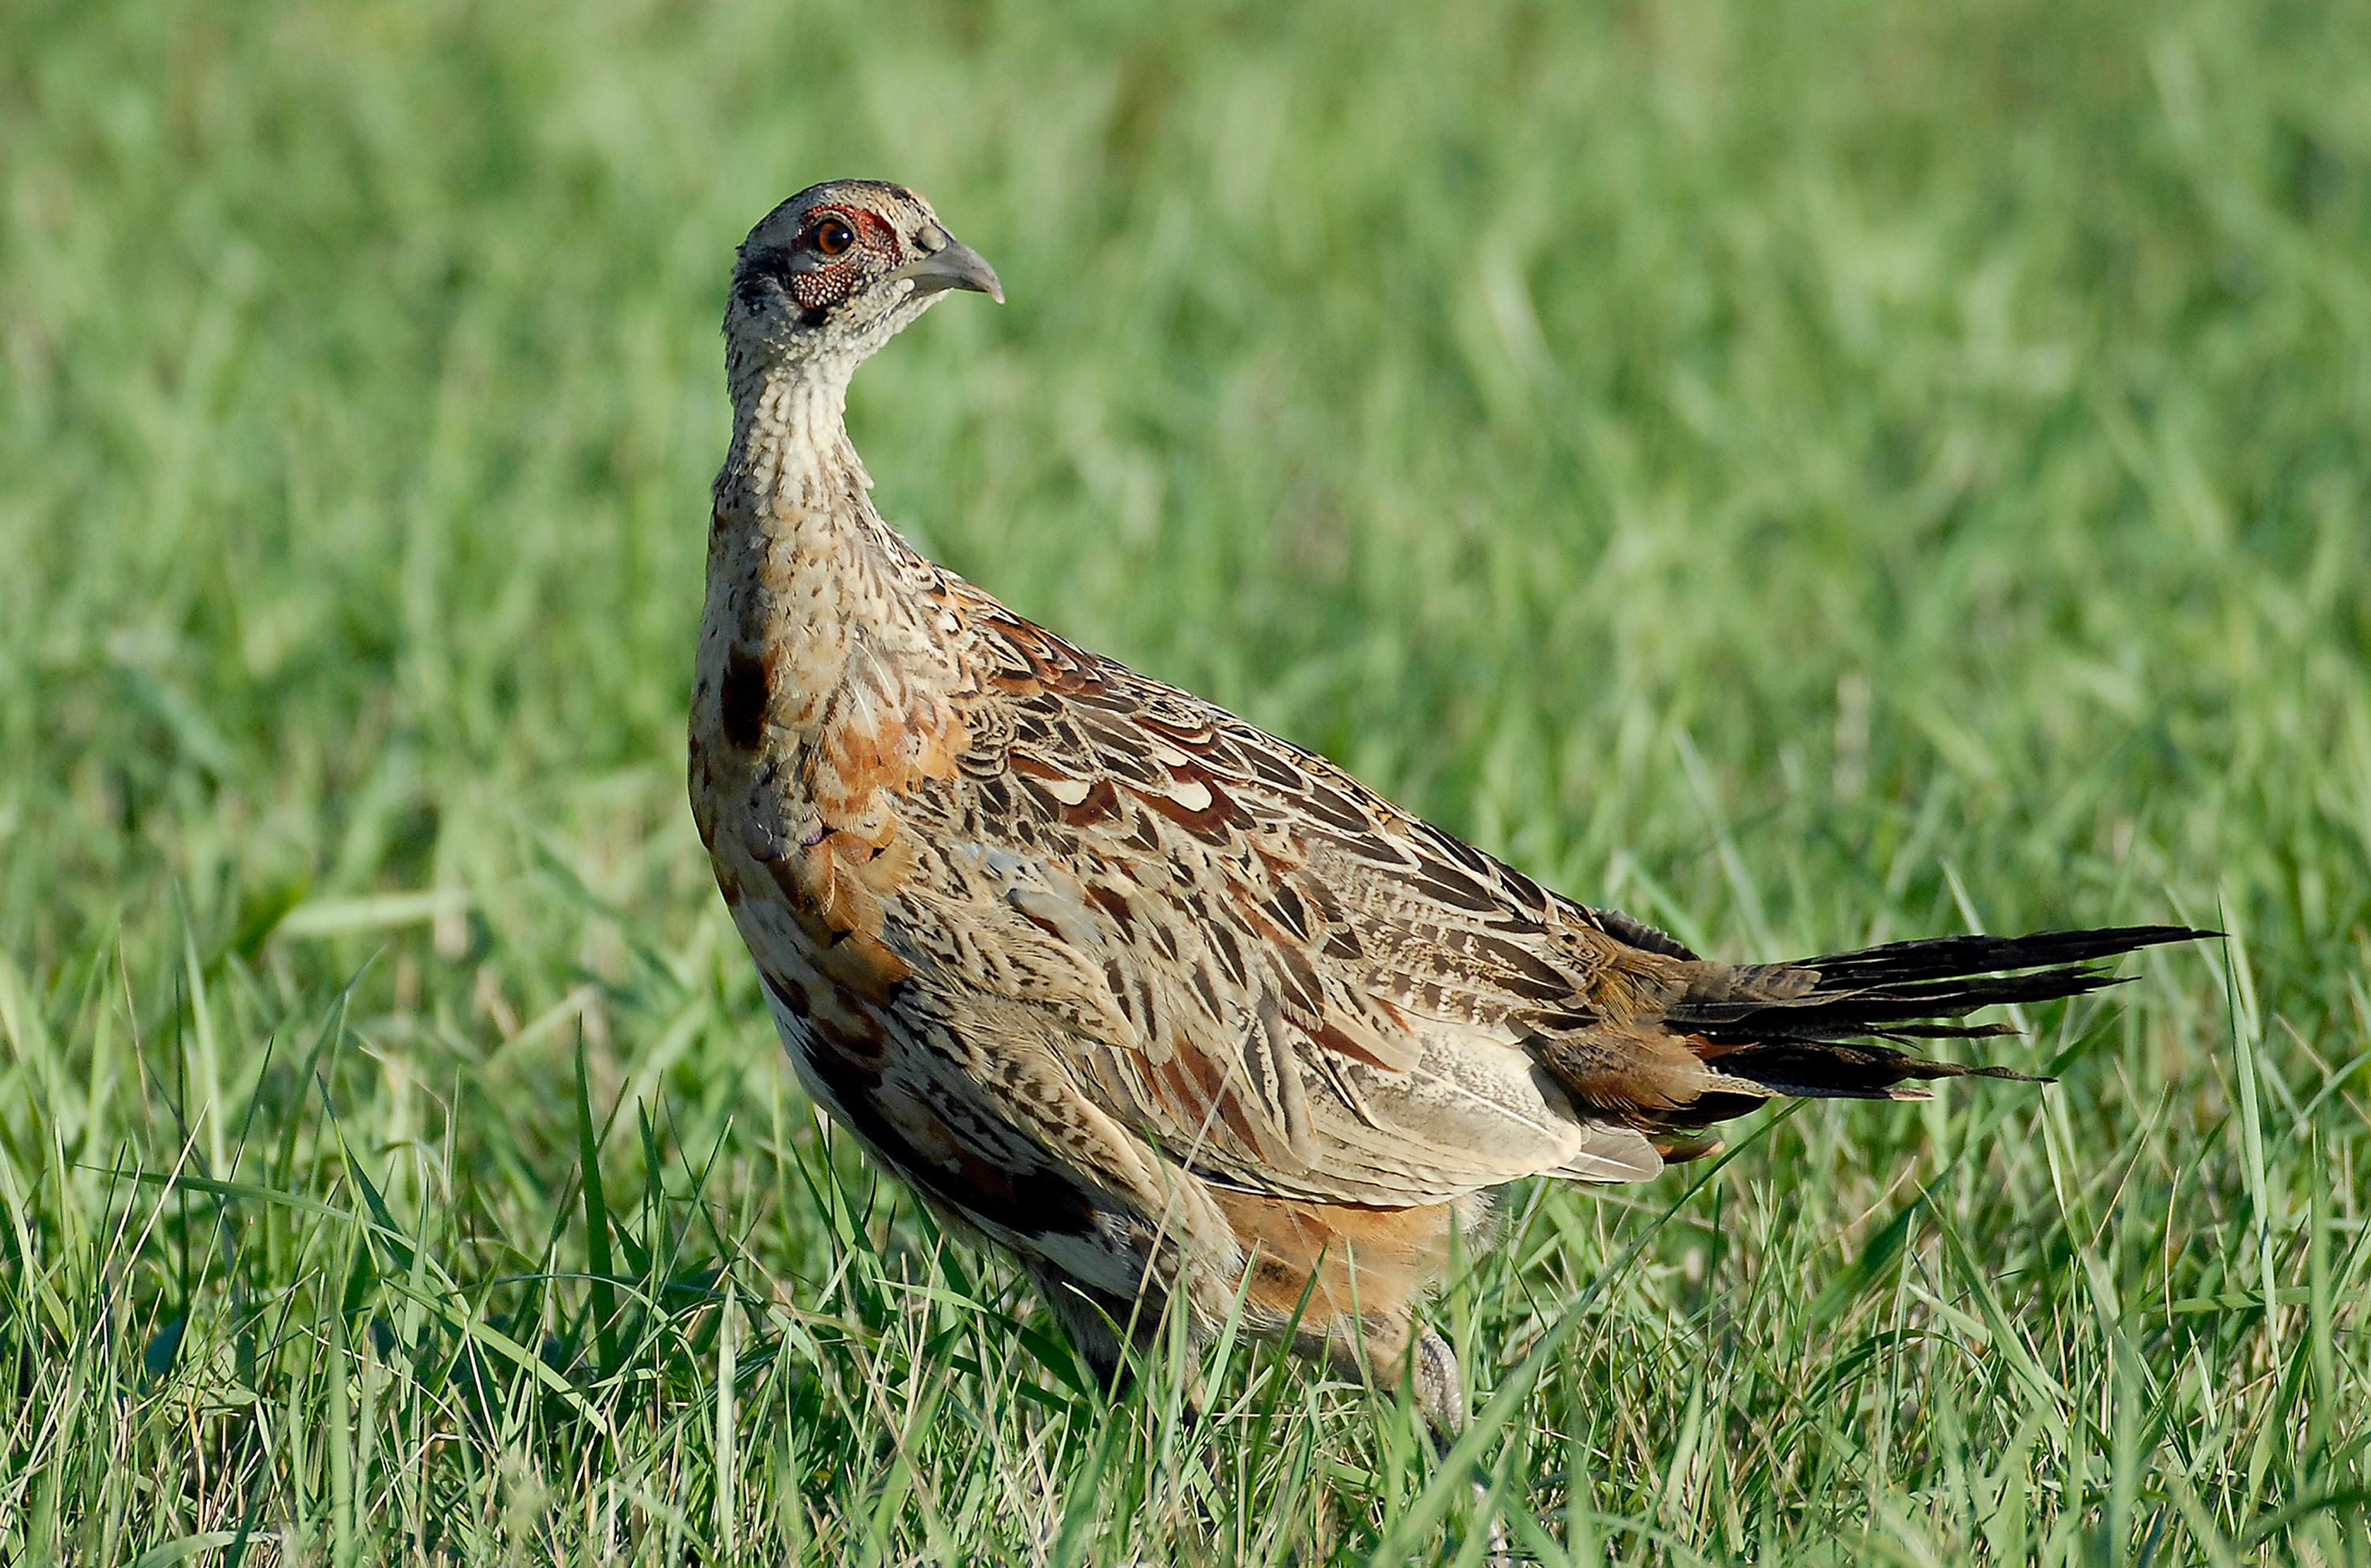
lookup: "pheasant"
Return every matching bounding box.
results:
[688,179,2203,1436]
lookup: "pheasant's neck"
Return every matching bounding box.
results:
[718,364,897,554]
[698,363,956,760]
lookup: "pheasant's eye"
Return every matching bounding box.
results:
[812,217,856,257]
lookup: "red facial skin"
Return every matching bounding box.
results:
[786,205,904,313]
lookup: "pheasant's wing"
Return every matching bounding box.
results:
[888,598,1702,1208]
[891,598,2200,1206]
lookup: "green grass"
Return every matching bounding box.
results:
[5,0,2370,1559]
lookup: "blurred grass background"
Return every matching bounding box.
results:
[3,0,2369,1560]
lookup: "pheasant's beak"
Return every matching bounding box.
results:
[891,240,1004,305]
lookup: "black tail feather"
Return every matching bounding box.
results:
[1792,925,2206,986]
[1668,923,2211,1110]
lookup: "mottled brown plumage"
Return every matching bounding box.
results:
[689,179,2205,1434]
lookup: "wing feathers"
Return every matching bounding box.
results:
[899,589,2204,1206]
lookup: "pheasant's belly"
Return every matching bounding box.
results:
[767,1004,847,1124]
[755,967,862,1125]
[752,961,1162,1302]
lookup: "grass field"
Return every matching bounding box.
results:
[6,0,2371,1560]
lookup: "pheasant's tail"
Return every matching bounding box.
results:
[1663,923,2212,1110]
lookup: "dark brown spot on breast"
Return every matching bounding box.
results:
[721,648,770,750]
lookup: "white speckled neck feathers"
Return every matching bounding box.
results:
[720,350,869,512]
[702,354,960,748]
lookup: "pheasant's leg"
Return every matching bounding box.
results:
[1390,1322,1516,1564]
[1348,1313,1468,1442]
[1412,1325,1468,1443]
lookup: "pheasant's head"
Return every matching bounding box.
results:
[726,179,1001,386]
